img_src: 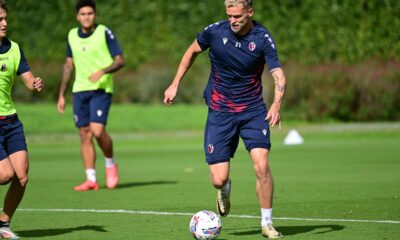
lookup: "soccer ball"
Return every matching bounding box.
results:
[189,210,222,240]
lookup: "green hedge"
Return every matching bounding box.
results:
[6,1,400,121]
[7,0,400,66]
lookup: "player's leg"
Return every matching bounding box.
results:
[0,156,22,239]
[250,148,274,209]
[90,122,113,158]
[209,162,232,217]
[0,158,14,185]
[250,149,281,238]
[73,92,98,191]
[89,90,118,189]
[1,151,28,223]
[79,126,96,170]
[73,126,99,191]
[0,117,29,239]
[204,108,239,217]
[240,107,282,238]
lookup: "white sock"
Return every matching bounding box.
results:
[86,168,96,182]
[261,208,273,226]
[220,179,231,195]
[105,157,116,168]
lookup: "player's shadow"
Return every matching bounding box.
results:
[115,180,177,189]
[227,224,345,236]
[16,225,107,238]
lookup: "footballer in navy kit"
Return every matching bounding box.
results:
[164,0,286,238]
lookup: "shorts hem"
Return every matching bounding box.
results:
[246,143,271,152]
[206,158,230,165]
[7,147,28,157]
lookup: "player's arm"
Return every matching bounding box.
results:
[17,48,44,92]
[57,57,74,113]
[20,71,44,92]
[266,68,286,128]
[89,28,126,82]
[89,54,125,82]
[163,39,203,105]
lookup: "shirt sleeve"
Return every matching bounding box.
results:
[262,33,281,71]
[105,28,123,57]
[66,41,72,58]
[197,24,215,50]
[17,47,31,76]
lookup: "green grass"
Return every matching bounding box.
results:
[1,104,400,239]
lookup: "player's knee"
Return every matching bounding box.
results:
[79,127,92,141]
[0,172,14,185]
[211,176,228,189]
[254,163,272,181]
[91,129,104,139]
[17,175,29,187]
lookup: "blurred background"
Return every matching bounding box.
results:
[6,0,400,122]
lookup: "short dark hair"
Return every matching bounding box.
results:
[75,0,96,13]
[0,0,8,13]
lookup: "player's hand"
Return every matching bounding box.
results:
[89,70,105,82]
[163,84,178,105]
[57,96,65,114]
[33,77,44,92]
[266,103,282,129]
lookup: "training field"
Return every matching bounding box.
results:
[1,104,399,239]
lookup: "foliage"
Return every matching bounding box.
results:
[5,1,400,121]
[278,61,400,121]
[7,0,400,66]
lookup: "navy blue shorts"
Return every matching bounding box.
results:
[73,90,112,128]
[0,114,27,161]
[204,106,271,165]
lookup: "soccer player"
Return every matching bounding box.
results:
[0,0,44,238]
[164,0,286,238]
[57,0,125,191]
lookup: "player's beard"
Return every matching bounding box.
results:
[230,18,249,34]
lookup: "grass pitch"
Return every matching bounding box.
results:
[1,104,399,239]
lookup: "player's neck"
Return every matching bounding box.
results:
[81,25,95,34]
[237,21,254,36]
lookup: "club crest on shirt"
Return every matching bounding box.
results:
[248,41,256,51]
[82,46,87,51]
[1,63,6,72]
[208,144,214,154]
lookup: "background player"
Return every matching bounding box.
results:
[0,0,44,238]
[57,0,125,191]
[164,0,286,238]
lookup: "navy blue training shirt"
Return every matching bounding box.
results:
[197,20,281,112]
[0,38,30,75]
[66,24,123,58]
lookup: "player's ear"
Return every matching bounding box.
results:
[247,8,254,17]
